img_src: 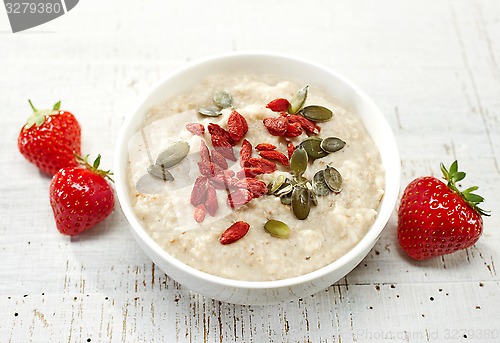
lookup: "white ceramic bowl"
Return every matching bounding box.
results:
[114,52,400,305]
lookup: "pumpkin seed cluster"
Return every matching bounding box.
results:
[266,86,346,220]
[198,91,233,117]
[267,147,344,220]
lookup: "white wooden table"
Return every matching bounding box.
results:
[1,0,499,341]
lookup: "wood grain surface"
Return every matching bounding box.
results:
[0,0,499,342]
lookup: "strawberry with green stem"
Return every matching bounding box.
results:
[50,154,114,236]
[18,100,81,175]
[398,161,490,260]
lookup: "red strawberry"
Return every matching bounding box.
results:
[398,161,489,260]
[18,100,81,175]
[49,155,114,236]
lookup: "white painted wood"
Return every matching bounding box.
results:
[0,0,499,341]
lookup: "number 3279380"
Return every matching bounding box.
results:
[5,2,62,14]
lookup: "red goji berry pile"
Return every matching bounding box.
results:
[187,111,275,229]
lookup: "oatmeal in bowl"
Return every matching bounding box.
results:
[115,52,400,304]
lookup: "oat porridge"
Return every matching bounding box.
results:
[126,74,385,281]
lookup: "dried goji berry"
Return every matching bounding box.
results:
[219,221,250,245]
[208,123,235,146]
[236,167,265,179]
[209,173,238,190]
[258,150,290,167]
[235,178,268,198]
[239,139,253,167]
[197,161,223,178]
[263,116,288,136]
[266,98,290,112]
[288,115,320,135]
[194,204,206,223]
[287,142,295,159]
[283,122,303,137]
[186,123,205,136]
[209,176,227,189]
[205,184,218,217]
[190,176,208,206]
[247,157,277,174]
[211,135,237,161]
[210,149,228,170]
[200,140,211,164]
[255,143,277,151]
[227,110,248,143]
[226,188,253,209]
[222,169,235,178]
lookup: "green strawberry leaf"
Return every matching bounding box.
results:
[441,160,490,217]
[24,99,61,129]
[93,155,101,169]
[462,186,479,194]
[451,171,466,183]
[449,160,458,175]
[464,193,485,204]
[75,153,114,182]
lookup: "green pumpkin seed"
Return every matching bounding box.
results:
[312,170,331,196]
[299,137,328,160]
[300,105,333,122]
[280,192,293,205]
[198,106,222,117]
[310,191,318,206]
[155,141,190,168]
[305,180,313,191]
[320,137,346,153]
[275,182,293,196]
[264,220,290,238]
[213,91,233,109]
[324,166,342,193]
[267,174,285,194]
[292,186,311,220]
[289,85,308,114]
[147,164,175,181]
[290,146,308,176]
[293,175,308,186]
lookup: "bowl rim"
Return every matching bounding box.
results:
[114,51,400,290]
